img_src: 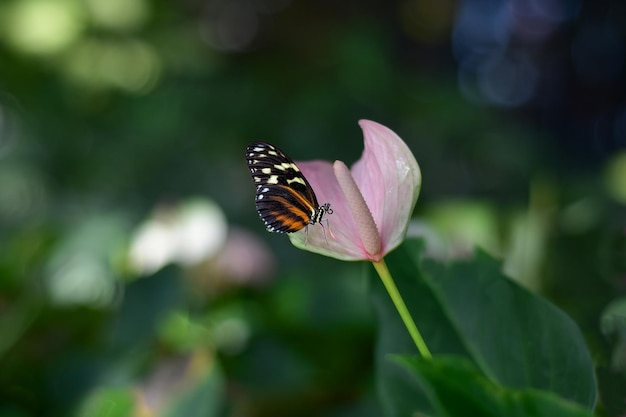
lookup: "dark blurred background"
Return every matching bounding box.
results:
[1,0,625,416]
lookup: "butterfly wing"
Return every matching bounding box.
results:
[246,141,320,233]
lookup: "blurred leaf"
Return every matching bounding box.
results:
[598,297,626,415]
[423,199,500,257]
[394,355,594,417]
[158,311,212,353]
[600,297,626,370]
[108,265,183,351]
[132,351,223,417]
[370,238,596,416]
[0,293,41,357]
[161,351,224,417]
[596,366,626,417]
[76,387,133,417]
[604,151,626,204]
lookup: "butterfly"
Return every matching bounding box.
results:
[246,141,332,234]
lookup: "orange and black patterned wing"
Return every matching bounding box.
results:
[246,141,320,233]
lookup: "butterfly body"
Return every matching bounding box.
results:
[246,141,332,233]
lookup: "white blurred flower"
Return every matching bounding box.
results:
[129,219,173,275]
[129,198,228,275]
[129,198,276,294]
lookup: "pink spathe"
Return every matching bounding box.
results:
[289,120,421,261]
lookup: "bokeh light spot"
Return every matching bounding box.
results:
[0,165,48,223]
[3,0,84,55]
[63,38,161,93]
[478,52,537,107]
[47,252,115,307]
[605,151,626,205]
[44,214,130,307]
[423,200,501,258]
[212,316,250,355]
[215,228,275,286]
[84,0,149,31]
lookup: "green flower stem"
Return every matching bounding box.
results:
[373,258,432,359]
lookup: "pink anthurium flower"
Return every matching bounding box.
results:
[288,120,431,358]
[289,120,421,262]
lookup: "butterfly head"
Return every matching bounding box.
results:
[311,202,333,225]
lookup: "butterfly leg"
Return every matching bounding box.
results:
[319,221,329,244]
[325,218,336,240]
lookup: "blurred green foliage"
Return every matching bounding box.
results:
[0,0,625,416]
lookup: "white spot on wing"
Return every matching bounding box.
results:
[287,177,306,186]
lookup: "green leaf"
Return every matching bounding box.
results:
[76,387,134,417]
[370,238,596,416]
[394,355,594,417]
